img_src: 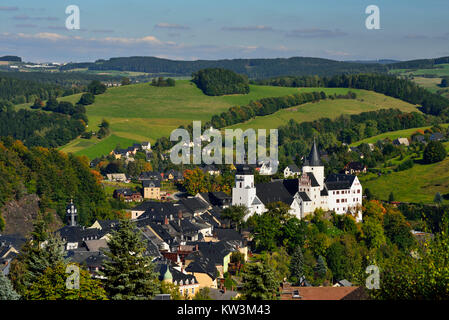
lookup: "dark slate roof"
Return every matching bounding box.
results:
[235,164,254,175]
[114,188,136,196]
[142,179,161,188]
[286,164,300,172]
[303,140,322,166]
[179,197,210,214]
[135,202,183,222]
[139,171,162,180]
[0,234,26,251]
[57,226,104,243]
[256,179,298,206]
[213,229,244,243]
[156,262,197,284]
[305,172,320,187]
[198,192,231,207]
[185,259,218,279]
[298,192,311,202]
[95,220,119,231]
[320,189,328,196]
[325,174,356,190]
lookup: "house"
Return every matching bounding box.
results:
[258,161,277,175]
[0,235,23,275]
[142,179,161,200]
[106,173,128,183]
[158,262,200,298]
[284,164,301,178]
[184,241,247,289]
[164,169,183,181]
[196,192,232,209]
[430,132,445,141]
[413,135,426,144]
[393,137,410,146]
[208,288,240,300]
[201,165,221,176]
[113,188,143,202]
[139,171,163,181]
[141,141,151,151]
[232,140,363,221]
[342,162,367,175]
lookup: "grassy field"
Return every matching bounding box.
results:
[360,143,449,203]
[15,80,420,159]
[390,64,449,77]
[226,89,419,131]
[350,124,449,146]
[54,81,313,158]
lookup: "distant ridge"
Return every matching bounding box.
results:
[0,55,21,62]
[60,56,388,79]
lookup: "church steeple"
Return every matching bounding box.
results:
[305,139,322,166]
[66,199,77,227]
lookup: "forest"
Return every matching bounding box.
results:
[192,68,249,96]
[0,104,86,148]
[0,138,119,227]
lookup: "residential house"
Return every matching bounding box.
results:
[284,164,301,178]
[430,132,445,141]
[113,188,143,202]
[393,137,410,146]
[143,179,161,200]
[158,262,200,298]
[201,165,221,176]
[342,162,367,175]
[196,192,232,209]
[106,173,128,183]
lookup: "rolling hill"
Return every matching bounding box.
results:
[226,88,420,132]
[14,79,421,160]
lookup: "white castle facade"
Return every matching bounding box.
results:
[232,141,363,221]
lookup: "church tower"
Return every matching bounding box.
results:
[232,165,263,218]
[302,139,324,187]
[66,199,77,227]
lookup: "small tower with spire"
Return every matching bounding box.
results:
[66,199,77,227]
[302,139,324,187]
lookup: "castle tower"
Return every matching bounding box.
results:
[302,139,324,187]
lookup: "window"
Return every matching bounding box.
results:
[192,288,195,294]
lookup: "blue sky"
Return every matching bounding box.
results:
[0,0,448,62]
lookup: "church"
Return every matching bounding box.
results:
[232,140,363,221]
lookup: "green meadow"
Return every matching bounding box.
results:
[226,89,419,131]
[16,80,420,159]
[360,143,449,203]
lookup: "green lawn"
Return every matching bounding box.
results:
[226,89,419,131]
[360,142,449,203]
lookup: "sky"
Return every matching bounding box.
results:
[0,0,448,63]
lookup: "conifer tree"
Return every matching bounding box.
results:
[241,261,278,300]
[100,219,160,300]
[0,273,21,300]
[289,246,305,284]
[315,255,328,279]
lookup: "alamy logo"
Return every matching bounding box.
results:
[365,5,380,30]
[365,265,380,289]
[66,264,80,290]
[170,121,278,174]
[65,5,80,30]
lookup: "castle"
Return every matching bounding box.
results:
[232,140,363,221]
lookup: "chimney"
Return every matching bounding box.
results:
[178,210,183,220]
[164,216,168,225]
[195,244,199,251]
